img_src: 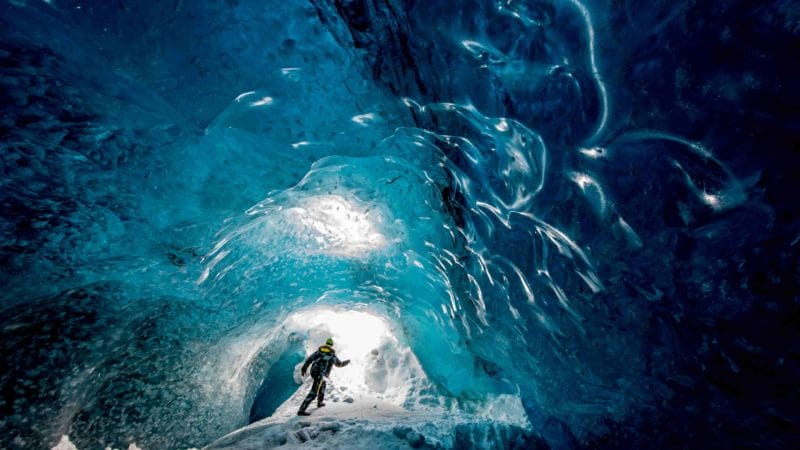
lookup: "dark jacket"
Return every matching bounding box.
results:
[301,345,348,377]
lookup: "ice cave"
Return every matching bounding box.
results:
[1,0,798,449]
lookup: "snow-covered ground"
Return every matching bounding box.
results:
[205,378,541,449]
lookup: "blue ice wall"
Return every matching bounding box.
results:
[1,0,799,449]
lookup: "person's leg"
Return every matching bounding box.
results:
[298,376,321,415]
[317,379,326,407]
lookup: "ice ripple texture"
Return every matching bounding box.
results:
[1,0,798,449]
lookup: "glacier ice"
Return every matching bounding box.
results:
[1,0,798,449]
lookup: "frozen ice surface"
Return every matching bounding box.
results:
[208,387,537,450]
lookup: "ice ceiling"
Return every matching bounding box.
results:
[1,0,798,449]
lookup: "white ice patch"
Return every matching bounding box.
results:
[233,91,256,102]
[249,96,274,107]
[50,435,144,450]
[51,436,77,450]
[351,112,376,126]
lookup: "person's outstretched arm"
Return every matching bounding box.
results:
[334,355,350,367]
[324,355,350,377]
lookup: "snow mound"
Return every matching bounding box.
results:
[206,387,543,450]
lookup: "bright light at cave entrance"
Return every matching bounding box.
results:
[289,195,386,257]
[287,308,394,388]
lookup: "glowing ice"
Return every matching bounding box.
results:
[287,195,387,257]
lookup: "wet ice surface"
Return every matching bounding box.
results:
[1,0,799,449]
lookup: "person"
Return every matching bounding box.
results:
[297,338,350,416]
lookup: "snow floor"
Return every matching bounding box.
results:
[205,381,541,449]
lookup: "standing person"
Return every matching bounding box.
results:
[297,338,350,416]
